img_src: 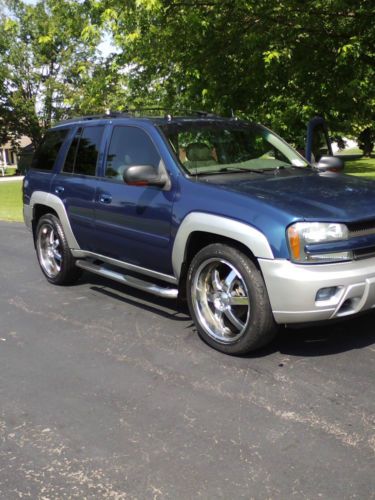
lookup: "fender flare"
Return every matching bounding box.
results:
[29,191,81,250]
[171,212,274,279]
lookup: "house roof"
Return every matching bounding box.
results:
[1,135,32,149]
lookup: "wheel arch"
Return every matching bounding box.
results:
[32,204,58,236]
[173,212,274,284]
[29,191,80,250]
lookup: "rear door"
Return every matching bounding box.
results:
[51,124,106,251]
[25,128,70,204]
[93,124,175,275]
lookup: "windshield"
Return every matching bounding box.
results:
[160,121,308,175]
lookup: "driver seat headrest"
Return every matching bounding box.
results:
[186,142,213,162]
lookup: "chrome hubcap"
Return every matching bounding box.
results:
[37,223,62,278]
[192,258,250,344]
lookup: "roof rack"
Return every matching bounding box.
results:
[55,108,222,126]
[56,111,130,125]
[121,108,221,119]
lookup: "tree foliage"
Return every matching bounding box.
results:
[0,0,374,146]
[97,0,375,143]
[0,0,101,145]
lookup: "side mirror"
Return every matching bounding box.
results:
[316,156,344,174]
[124,165,168,187]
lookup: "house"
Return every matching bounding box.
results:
[0,135,32,175]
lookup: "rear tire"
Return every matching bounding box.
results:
[187,243,277,355]
[35,214,81,285]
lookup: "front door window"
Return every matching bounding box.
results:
[105,126,161,180]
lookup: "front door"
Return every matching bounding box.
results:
[93,125,175,276]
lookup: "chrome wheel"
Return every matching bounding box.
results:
[37,223,63,278]
[192,258,250,344]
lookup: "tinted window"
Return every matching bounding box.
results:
[160,122,307,175]
[73,126,104,176]
[105,126,161,180]
[63,128,82,174]
[31,129,69,170]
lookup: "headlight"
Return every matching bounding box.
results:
[287,222,352,263]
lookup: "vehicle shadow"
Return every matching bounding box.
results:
[81,273,375,357]
[254,313,375,358]
[85,273,191,323]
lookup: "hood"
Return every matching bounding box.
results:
[204,169,375,222]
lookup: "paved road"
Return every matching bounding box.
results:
[0,221,374,499]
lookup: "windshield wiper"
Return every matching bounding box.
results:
[216,166,265,174]
[257,164,306,172]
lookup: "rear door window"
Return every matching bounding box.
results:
[31,128,69,171]
[63,128,81,174]
[63,125,104,176]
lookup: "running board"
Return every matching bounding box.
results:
[75,260,179,299]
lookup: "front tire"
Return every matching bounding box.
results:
[187,243,276,355]
[35,214,81,285]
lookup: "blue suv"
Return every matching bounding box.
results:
[23,112,375,355]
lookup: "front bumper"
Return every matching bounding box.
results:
[259,257,375,324]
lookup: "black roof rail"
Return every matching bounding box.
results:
[54,108,223,126]
[55,111,131,125]
[122,108,221,119]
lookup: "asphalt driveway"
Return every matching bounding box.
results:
[0,221,374,498]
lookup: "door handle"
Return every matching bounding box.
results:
[99,193,112,204]
[55,186,64,195]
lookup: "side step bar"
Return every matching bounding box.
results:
[76,260,179,299]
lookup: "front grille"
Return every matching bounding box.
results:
[348,220,375,238]
[354,247,375,260]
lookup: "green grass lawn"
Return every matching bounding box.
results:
[0,180,23,222]
[3,166,17,176]
[344,155,375,180]
[337,147,363,156]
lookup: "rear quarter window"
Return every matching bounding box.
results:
[31,128,69,171]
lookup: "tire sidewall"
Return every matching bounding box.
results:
[187,243,276,355]
[35,214,72,285]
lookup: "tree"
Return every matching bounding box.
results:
[95,0,375,143]
[0,0,101,146]
[1,0,374,145]
[358,127,374,156]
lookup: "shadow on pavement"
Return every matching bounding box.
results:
[85,272,190,323]
[252,313,375,358]
[81,272,375,358]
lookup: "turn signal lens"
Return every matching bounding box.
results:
[288,225,301,260]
